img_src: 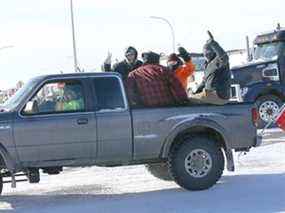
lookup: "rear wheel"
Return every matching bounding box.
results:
[256,95,282,128]
[145,163,173,181]
[168,136,224,191]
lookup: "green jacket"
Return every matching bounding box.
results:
[63,99,84,111]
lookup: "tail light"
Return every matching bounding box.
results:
[276,106,285,131]
[252,107,259,127]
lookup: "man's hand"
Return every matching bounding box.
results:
[178,46,191,62]
[207,30,214,40]
[104,51,112,64]
[206,30,215,45]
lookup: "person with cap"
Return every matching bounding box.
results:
[102,46,143,81]
[127,51,188,107]
[167,47,195,91]
[189,31,231,105]
[56,84,84,112]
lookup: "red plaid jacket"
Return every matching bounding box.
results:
[127,64,188,107]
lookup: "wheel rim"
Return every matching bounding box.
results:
[184,149,213,178]
[259,101,280,123]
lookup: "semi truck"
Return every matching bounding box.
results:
[231,25,285,127]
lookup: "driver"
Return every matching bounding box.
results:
[56,85,84,111]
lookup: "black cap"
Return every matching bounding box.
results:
[125,46,138,58]
[141,51,160,64]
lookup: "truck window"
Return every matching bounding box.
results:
[93,77,126,111]
[2,77,40,111]
[22,80,86,115]
[254,42,282,60]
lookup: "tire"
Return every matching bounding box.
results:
[145,163,173,181]
[0,176,3,196]
[256,95,283,128]
[168,136,224,191]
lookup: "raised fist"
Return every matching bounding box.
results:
[104,51,112,64]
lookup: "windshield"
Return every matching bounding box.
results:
[254,42,282,61]
[3,77,40,110]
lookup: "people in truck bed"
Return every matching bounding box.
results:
[189,32,231,105]
[126,51,188,107]
[102,46,143,81]
[167,47,195,92]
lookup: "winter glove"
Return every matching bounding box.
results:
[104,52,112,65]
[207,30,214,40]
[206,30,215,45]
[205,31,218,55]
[207,31,229,68]
[178,47,191,62]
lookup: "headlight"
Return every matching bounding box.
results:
[241,87,249,97]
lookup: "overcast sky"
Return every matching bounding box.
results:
[0,0,284,89]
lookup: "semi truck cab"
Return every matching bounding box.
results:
[231,27,285,127]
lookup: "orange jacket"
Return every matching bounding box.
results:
[175,61,195,90]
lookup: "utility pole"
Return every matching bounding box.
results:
[70,0,79,72]
[150,16,176,52]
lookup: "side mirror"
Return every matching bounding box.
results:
[23,100,39,115]
[263,68,278,77]
[262,64,280,81]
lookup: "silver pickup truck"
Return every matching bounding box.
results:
[0,72,260,195]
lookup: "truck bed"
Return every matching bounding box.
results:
[131,102,257,160]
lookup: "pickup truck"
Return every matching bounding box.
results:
[0,72,259,195]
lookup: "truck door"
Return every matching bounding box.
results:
[13,78,97,164]
[92,76,132,162]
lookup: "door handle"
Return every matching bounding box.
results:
[77,118,88,125]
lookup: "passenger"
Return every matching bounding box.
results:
[102,46,143,81]
[167,47,195,91]
[189,32,231,105]
[127,51,188,107]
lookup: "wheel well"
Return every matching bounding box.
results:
[256,90,284,102]
[171,126,227,151]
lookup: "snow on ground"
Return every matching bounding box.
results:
[1,129,285,213]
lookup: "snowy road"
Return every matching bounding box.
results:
[1,129,285,213]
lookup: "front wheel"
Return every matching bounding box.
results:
[168,136,224,191]
[256,95,283,128]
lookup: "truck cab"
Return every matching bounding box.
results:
[231,27,285,127]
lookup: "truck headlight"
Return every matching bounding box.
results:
[241,87,249,97]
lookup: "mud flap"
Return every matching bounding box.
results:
[225,149,235,172]
[11,173,16,188]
